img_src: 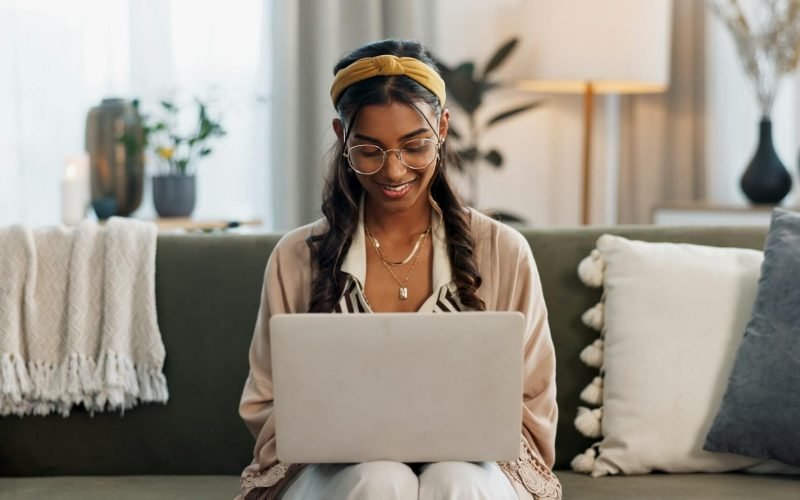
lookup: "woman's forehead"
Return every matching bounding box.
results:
[350,101,437,140]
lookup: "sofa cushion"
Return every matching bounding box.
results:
[521,226,768,470]
[0,475,240,500]
[2,472,798,499]
[573,235,769,476]
[558,471,800,499]
[705,208,800,466]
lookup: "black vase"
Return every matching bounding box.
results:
[740,118,792,204]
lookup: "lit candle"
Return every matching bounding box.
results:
[61,155,89,226]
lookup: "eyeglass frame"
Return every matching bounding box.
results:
[342,137,442,176]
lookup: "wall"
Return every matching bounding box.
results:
[432,0,611,227]
[434,0,800,227]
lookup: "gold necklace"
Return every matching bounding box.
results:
[365,225,430,266]
[366,225,430,300]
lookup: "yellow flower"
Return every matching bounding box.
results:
[158,147,174,160]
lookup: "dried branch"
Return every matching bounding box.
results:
[711,0,800,117]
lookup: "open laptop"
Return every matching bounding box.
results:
[270,311,524,464]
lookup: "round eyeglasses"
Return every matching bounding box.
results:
[343,138,440,175]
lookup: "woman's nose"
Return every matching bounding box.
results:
[383,149,406,178]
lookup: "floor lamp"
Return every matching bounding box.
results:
[517,0,673,225]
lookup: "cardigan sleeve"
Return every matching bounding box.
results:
[481,218,558,467]
[489,225,561,499]
[239,241,285,465]
[513,233,558,468]
[238,225,315,499]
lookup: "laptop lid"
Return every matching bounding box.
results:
[270,312,524,463]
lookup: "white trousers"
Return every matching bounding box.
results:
[279,461,519,500]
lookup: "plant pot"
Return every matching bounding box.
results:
[740,118,792,204]
[153,174,196,217]
[85,98,145,218]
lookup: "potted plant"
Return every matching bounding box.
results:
[139,98,226,217]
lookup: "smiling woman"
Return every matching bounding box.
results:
[237,39,562,500]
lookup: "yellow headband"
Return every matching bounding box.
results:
[330,55,446,108]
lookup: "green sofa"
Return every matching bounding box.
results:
[2,225,798,499]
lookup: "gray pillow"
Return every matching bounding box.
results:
[704,208,800,466]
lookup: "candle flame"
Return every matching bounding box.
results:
[65,163,78,179]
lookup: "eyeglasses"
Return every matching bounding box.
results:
[343,138,440,175]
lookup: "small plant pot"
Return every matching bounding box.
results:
[153,174,196,217]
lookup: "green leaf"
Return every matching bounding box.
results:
[458,147,479,162]
[486,101,542,127]
[483,38,519,77]
[199,148,212,156]
[484,150,503,167]
[444,62,483,114]
[160,100,175,112]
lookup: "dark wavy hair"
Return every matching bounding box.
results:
[306,39,485,312]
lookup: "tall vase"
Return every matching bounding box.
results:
[85,98,145,218]
[740,118,792,204]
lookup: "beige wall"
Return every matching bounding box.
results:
[434,0,800,226]
[433,0,614,227]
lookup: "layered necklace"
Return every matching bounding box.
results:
[365,224,431,300]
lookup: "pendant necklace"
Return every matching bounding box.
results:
[366,225,431,300]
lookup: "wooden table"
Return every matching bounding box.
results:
[651,201,790,226]
[154,218,263,232]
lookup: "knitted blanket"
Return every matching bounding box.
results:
[0,217,168,417]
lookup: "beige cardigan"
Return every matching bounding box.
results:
[238,209,562,500]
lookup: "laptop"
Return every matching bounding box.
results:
[270,311,524,464]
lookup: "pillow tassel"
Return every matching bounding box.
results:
[578,249,605,288]
[581,302,604,331]
[580,339,604,369]
[575,406,603,438]
[570,445,599,474]
[580,376,604,406]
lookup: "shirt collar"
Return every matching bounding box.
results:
[340,194,452,290]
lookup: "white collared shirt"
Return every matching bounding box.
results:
[336,196,464,313]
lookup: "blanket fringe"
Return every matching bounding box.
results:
[0,352,33,416]
[0,349,167,417]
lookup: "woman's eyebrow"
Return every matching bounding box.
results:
[398,127,431,140]
[352,127,432,145]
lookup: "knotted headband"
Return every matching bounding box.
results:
[330,55,446,108]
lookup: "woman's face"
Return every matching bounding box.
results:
[334,101,449,215]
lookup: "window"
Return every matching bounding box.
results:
[0,0,271,227]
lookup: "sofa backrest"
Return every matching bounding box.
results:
[0,226,767,476]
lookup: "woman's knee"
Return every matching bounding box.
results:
[418,461,516,500]
[333,461,418,500]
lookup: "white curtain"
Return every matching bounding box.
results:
[270,0,437,230]
[0,0,271,227]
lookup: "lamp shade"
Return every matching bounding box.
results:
[517,0,673,94]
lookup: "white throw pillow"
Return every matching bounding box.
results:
[571,234,781,477]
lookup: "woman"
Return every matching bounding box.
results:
[237,39,561,500]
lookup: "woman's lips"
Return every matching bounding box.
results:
[377,179,416,199]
